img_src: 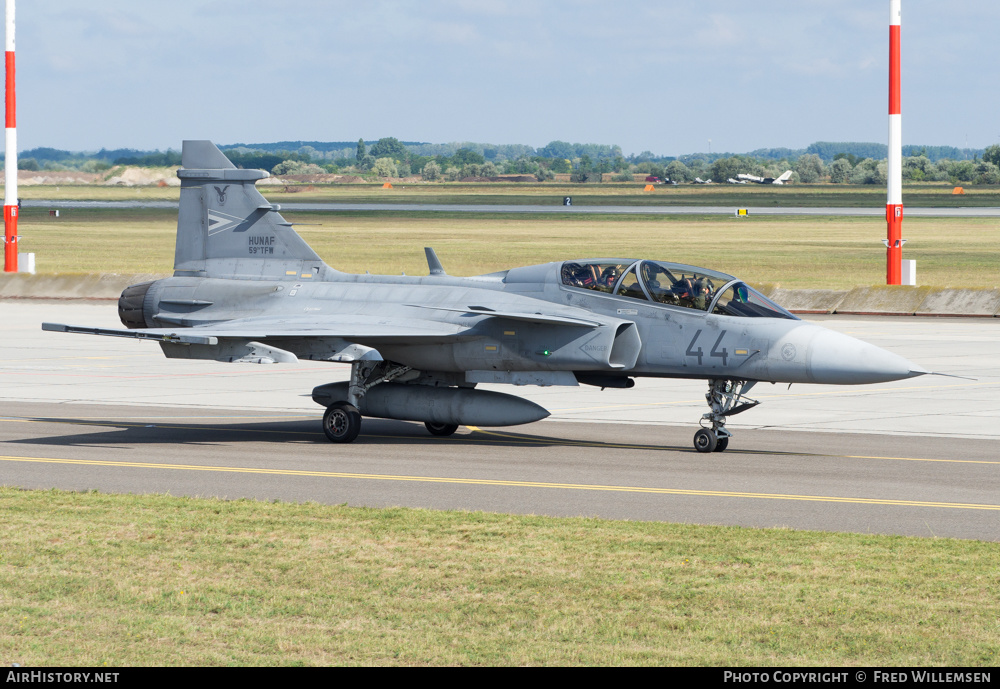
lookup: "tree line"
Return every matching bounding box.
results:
[7,139,998,185]
[266,138,1000,185]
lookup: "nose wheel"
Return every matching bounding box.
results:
[693,379,758,453]
[692,428,729,453]
[693,428,717,453]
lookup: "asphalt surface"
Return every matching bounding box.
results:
[22,199,1000,216]
[4,301,999,541]
[2,402,997,541]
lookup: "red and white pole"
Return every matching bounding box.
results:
[886,0,902,285]
[3,0,15,273]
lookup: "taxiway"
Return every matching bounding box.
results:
[2,301,998,540]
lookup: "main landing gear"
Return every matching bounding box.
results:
[322,360,411,443]
[693,379,759,453]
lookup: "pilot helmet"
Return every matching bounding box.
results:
[691,279,711,308]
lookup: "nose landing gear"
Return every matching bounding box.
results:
[693,379,759,453]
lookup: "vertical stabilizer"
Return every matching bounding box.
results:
[174,140,336,280]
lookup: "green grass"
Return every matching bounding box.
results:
[0,487,996,666]
[14,207,1000,289]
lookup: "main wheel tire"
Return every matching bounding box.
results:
[693,428,717,453]
[425,421,459,437]
[323,403,362,443]
[713,436,729,452]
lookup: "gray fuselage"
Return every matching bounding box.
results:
[135,260,916,387]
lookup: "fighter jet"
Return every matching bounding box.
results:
[43,141,928,453]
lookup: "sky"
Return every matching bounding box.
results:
[14,1,1000,156]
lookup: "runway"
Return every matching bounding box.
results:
[22,199,1000,217]
[3,301,999,540]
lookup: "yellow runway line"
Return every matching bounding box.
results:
[1,454,997,512]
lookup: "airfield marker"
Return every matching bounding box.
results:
[886,0,903,285]
[2,0,15,273]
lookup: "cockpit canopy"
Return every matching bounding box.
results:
[559,259,798,320]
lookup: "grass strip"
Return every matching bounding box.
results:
[13,207,1000,290]
[0,487,996,666]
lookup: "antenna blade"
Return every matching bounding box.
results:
[425,247,446,276]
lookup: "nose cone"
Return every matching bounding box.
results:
[806,328,927,385]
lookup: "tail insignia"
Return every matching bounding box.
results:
[207,209,240,235]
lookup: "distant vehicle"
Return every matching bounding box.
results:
[644,175,661,183]
[43,141,930,454]
[734,171,794,185]
[693,177,713,184]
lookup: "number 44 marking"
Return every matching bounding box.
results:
[686,330,728,367]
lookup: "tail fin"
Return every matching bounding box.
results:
[774,170,793,185]
[174,140,336,280]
